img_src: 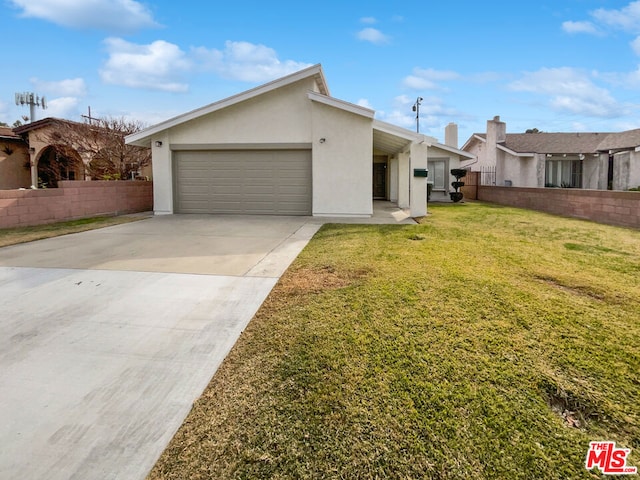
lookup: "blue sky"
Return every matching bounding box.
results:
[1,0,640,145]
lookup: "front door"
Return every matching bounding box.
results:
[373,162,386,199]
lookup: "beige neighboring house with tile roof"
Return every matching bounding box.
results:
[0,126,31,189]
[462,116,640,191]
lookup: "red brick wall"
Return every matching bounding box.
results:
[0,181,153,229]
[478,186,640,229]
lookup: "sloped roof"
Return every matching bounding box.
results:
[596,128,640,151]
[469,128,640,154]
[307,91,374,118]
[474,132,611,154]
[13,117,85,135]
[127,64,329,146]
[0,126,22,140]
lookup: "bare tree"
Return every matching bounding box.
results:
[45,117,151,181]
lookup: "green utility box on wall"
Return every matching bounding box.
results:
[413,169,428,177]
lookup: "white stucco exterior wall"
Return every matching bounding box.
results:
[149,79,318,215]
[613,152,632,191]
[151,132,171,214]
[397,151,410,209]
[597,154,609,190]
[410,142,429,217]
[168,80,315,145]
[310,101,372,216]
[519,157,538,187]
[389,156,399,202]
[582,156,600,189]
[629,151,640,189]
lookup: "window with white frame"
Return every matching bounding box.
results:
[429,160,446,190]
[545,159,582,188]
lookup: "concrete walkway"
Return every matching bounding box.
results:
[0,205,414,480]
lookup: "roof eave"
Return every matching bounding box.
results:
[125,64,327,145]
[431,142,476,159]
[498,144,535,157]
[307,91,374,119]
[372,119,423,143]
[460,134,486,151]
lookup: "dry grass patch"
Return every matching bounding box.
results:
[148,203,639,480]
[0,215,148,248]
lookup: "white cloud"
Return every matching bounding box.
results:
[403,68,460,90]
[596,64,640,88]
[100,38,191,92]
[562,20,600,35]
[120,109,181,127]
[379,110,414,129]
[46,97,81,119]
[192,41,312,82]
[99,38,311,91]
[632,36,640,55]
[8,0,158,33]
[592,1,640,33]
[357,98,374,109]
[360,16,377,24]
[356,28,390,45]
[30,77,87,97]
[378,95,457,130]
[509,67,624,117]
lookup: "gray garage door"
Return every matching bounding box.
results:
[174,150,312,215]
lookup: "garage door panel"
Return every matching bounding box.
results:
[175,150,311,215]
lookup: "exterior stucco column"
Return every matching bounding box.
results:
[410,142,429,217]
[30,151,38,188]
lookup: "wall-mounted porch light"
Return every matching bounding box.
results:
[155,141,163,147]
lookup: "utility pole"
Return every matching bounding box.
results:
[15,92,47,123]
[412,97,423,133]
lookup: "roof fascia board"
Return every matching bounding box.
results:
[372,120,476,159]
[126,64,327,145]
[430,142,476,159]
[460,134,486,150]
[307,91,375,119]
[497,144,535,157]
[372,119,423,143]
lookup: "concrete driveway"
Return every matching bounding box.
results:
[0,215,321,480]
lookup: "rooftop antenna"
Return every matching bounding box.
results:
[15,92,47,123]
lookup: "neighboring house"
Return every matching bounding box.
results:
[12,118,151,189]
[0,127,30,189]
[126,64,473,217]
[462,116,640,190]
[14,118,86,188]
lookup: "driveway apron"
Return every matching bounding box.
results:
[0,215,320,480]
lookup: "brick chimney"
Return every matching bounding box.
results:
[444,122,458,149]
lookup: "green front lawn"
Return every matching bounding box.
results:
[148,203,640,479]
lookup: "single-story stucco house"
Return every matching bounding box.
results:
[126,64,474,217]
[462,116,640,191]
